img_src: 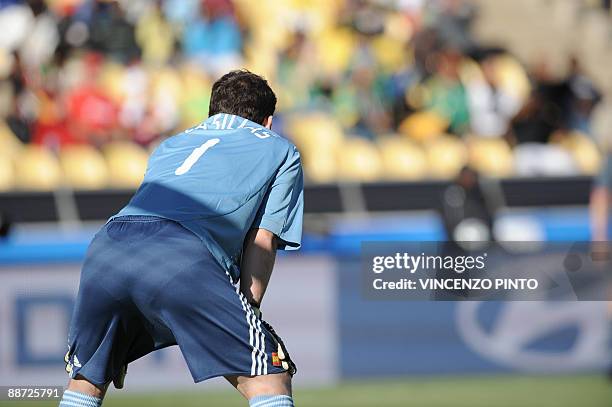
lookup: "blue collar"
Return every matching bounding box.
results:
[189,113,277,139]
[204,113,263,131]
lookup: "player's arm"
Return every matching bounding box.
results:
[240,228,278,308]
[590,186,609,241]
[242,144,304,310]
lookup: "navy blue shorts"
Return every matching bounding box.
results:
[65,216,289,386]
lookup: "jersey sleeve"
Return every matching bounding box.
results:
[252,145,304,250]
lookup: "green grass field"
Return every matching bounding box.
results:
[5,375,610,407]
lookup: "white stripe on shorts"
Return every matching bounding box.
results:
[256,312,267,374]
[241,292,267,375]
[225,271,266,376]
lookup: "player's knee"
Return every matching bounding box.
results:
[67,375,108,399]
[226,372,292,400]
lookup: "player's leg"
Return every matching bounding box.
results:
[59,376,108,407]
[225,317,297,405]
[62,218,162,405]
[225,372,294,406]
[147,224,298,404]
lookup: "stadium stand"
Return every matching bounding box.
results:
[0,0,610,192]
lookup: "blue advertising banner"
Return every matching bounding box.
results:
[338,256,609,377]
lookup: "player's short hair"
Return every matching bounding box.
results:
[208,70,277,125]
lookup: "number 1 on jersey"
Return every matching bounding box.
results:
[175,138,220,175]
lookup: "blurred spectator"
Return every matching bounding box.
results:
[88,0,140,63]
[423,48,470,135]
[63,53,118,145]
[440,165,494,242]
[436,166,494,300]
[277,32,317,110]
[183,0,242,75]
[426,0,477,52]
[136,0,175,65]
[5,52,31,143]
[509,87,578,176]
[346,41,392,138]
[22,0,60,68]
[466,49,522,138]
[564,57,602,134]
[162,0,199,26]
[507,55,602,176]
[0,1,58,71]
[508,87,558,145]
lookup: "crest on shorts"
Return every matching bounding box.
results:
[271,352,281,367]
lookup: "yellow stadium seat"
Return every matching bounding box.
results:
[179,65,213,128]
[557,131,602,175]
[0,155,15,191]
[371,35,407,73]
[60,145,109,190]
[467,137,514,177]
[315,28,357,75]
[0,122,23,190]
[384,12,414,43]
[398,111,448,142]
[424,135,469,179]
[286,114,345,156]
[458,57,484,84]
[286,114,346,183]
[303,152,339,184]
[338,137,383,182]
[0,121,24,157]
[234,0,292,52]
[378,137,428,180]
[15,145,62,190]
[180,65,212,102]
[150,67,183,103]
[493,55,531,103]
[243,44,277,82]
[0,49,12,80]
[405,84,429,110]
[99,62,126,103]
[104,142,149,188]
[136,6,175,65]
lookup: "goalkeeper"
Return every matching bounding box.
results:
[60,70,303,407]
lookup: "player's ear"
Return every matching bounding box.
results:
[263,116,273,129]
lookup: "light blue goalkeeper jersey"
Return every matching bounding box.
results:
[112,113,304,281]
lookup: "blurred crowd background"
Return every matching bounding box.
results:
[1,0,612,190]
